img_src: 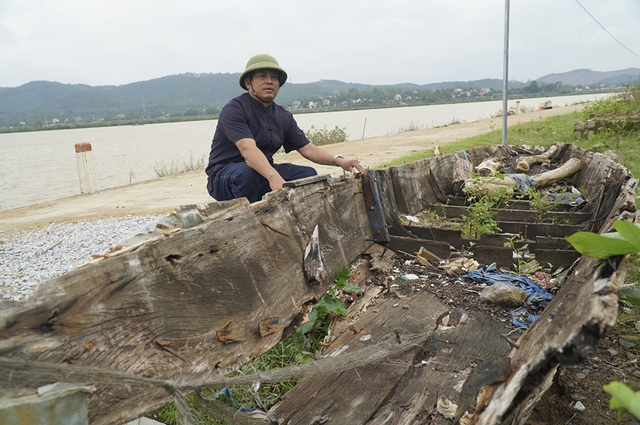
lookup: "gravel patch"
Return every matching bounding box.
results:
[0,215,163,301]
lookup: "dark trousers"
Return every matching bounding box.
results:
[208,162,317,203]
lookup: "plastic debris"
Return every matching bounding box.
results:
[214,387,266,417]
[479,283,528,307]
[507,173,535,191]
[542,187,586,206]
[404,215,420,223]
[440,257,480,276]
[510,307,539,329]
[436,396,457,419]
[463,264,554,328]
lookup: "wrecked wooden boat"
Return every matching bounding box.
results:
[0,142,637,425]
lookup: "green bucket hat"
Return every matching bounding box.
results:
[239,54,288,90]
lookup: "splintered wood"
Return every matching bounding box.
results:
[0,179,374,425]
[269,143,637,425]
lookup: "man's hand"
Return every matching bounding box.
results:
[298,143,368,174]
[335,156,367,175]
[267,174,286,191]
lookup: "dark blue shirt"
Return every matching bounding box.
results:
[205,93,310,178]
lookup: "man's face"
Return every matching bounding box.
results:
[246,69,280,103]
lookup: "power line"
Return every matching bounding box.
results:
[574,0,640,59]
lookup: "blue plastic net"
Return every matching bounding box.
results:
[463,263,554,328]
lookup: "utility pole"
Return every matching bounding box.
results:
[502,0,510,146]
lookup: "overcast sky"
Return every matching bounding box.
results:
[1,0,639,88]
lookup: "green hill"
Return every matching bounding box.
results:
[0,68,627,129]
[536,68,640,87]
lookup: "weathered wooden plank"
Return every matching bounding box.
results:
[269,291,449,424]
[372,169,415,238]
[561,144,631,201]
[367,310,511,425]
[590,177,624,232]
[362,172,391,242]
[447,200,531,210]
[498,209,590,225]
[270,292,512,424]
[534,236,573,250]
[474,233,526,248]
[0,178,374,425]
[388,235,453,259]
[471,245,514,268]
[534,249,581,268]
[497,221,586,239]
[402,225,463,245]
[388,159,435,214]
[444,196,585,212]
[422,204,592,225]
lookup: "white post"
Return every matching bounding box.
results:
[75,143,97,195]
[502,0,510,146]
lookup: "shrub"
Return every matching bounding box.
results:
[583,81,640,115]
[305,125,348,146]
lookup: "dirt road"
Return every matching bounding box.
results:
[0,105,582,232]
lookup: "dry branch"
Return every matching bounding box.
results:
[475,158,503,176]
[464,158,583,196]
[531,157,583,188]
[515,145,558,173]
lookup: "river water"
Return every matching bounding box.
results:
[0,93,610,211]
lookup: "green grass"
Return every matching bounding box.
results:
[378,111,640,180]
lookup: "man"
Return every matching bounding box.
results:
[206,54,366,203]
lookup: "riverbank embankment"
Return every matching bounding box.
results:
[0,104,583,232]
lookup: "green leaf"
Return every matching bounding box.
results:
[604,381,640,420]
[613,220,640,251]
[295,309,320,335]
[600,232,626,240]
[336,266,351,282]
[319,296,348,317]
[342,282,363,295]
[566,231,637,259]
[619,286,640,308]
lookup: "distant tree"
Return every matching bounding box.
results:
[204,107,220,116]
[523,81,541,94]
[184,108,201,117]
